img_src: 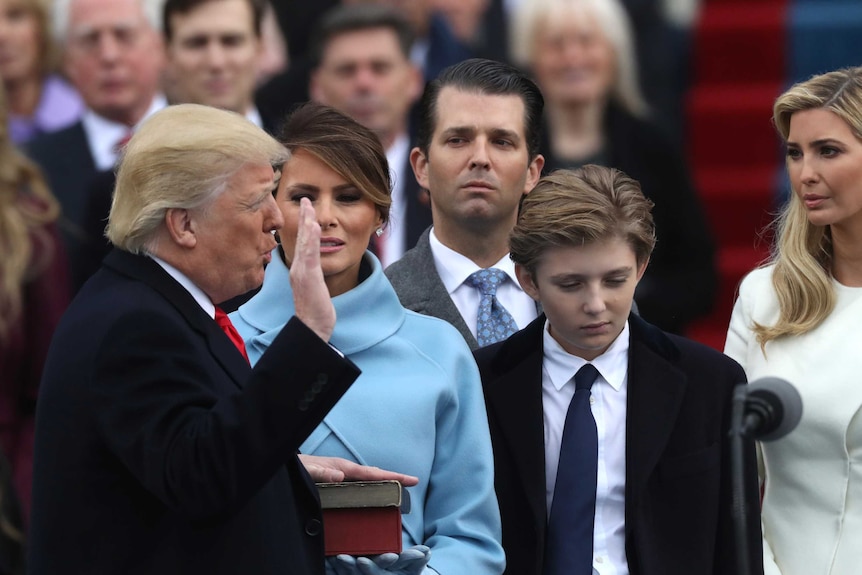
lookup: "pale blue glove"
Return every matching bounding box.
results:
[329,545,431,575]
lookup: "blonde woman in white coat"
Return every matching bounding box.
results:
[725,66,862,575]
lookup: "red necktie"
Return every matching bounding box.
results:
[214,306,250,364]
[114,131,133,155]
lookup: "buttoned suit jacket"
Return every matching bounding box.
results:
[29,249,360,575]
[473,314,763,575]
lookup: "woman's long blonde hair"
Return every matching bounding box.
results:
[0,86,59,339]
[755,66,862,345]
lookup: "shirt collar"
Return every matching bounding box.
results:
[543,319,630,392]
[149,254,215,319]
[82,94,167,170]
[245,106,263,129]
[386,132,410,174]
[428,227,519,294]
[386,131,410,199]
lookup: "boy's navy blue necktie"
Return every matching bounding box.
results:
[544,363,600,575]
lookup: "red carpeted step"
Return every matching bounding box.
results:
[687,83,783,170]
[693,3,787,86]
[694,166,777,246]
[683,0,787,348]
[685,244,771,349]
[717,244,771,310]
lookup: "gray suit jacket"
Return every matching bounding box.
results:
[385,228,479,349]
[385,227,543,350]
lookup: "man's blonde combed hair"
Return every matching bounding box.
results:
[106,103,289,254]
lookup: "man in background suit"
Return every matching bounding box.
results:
[385,58,544,349]
[29,104,416,575]
[162,0,279,132]
[474,166,763,574]
[256,0,472,135]
[76,0,284,301]
[309,4,430,267]
[26,0,167,289]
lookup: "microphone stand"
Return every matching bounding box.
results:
[729,384,752,575]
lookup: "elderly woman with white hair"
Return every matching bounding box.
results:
[510,0,717,336]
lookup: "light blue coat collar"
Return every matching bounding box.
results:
[235,250,406,362]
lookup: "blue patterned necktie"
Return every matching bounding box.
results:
[466,268,519,346]
[544,363,600,575]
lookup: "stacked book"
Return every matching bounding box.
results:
[316,480,411,556]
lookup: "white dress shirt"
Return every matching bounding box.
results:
[150,254,347,358]
[379,132,410,268]
[245,106,264,129]
[82,94,167,171]
[428,227,538,338]
[149,255,214,319]
[543,320,630,575]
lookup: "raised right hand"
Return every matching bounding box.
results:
[289,197,335,341]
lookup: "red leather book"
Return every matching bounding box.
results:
[317,480,411,557]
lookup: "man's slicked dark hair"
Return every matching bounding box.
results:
[416,58,544,160]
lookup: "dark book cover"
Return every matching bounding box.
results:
[316,481,411,556]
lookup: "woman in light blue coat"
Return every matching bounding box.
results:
[231,103,504,575]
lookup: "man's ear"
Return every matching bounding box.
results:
[410,146,430,191]
[515,263,540,302]
[523,154,544,195]
[165,208,197,248]
[636,257,650,282]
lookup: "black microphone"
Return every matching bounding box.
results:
[740,377,803,441]
[728,376,801,575]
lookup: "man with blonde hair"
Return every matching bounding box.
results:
[29,104,415,575]
[75,0,280,300]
